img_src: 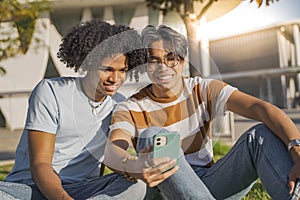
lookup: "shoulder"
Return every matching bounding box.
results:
[131,85,151,100]
[113,86,150,111]
[30,77,77,100]
[184,76,231,89]
[35,77,76,90]
[112,92,126,103]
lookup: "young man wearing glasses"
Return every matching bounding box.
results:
[104,24,300,199]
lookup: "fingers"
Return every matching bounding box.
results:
[144,160,150,168]
[289,171,298,195]
[147,158,177,173]
[289,163,300,195]
[142,158,178,187]
[289,179,296,195]
[147,166,179,187]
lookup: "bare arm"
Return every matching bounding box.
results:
[227,90,300,193]
[227,90,300,145]
[28,130,73,200]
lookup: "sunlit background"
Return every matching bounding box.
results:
[1,0,300,138]
[206,0,300,39]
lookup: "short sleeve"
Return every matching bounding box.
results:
[25,79,59,134]
[202,79,237,118]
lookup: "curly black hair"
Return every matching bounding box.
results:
[57,19,146,81]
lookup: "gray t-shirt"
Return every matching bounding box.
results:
[5,77,125,185]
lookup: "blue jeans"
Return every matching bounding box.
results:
[137,124,300,200]
[0,173,146,199]
[136,126,215,200]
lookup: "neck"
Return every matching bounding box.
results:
[151,83,183,99]
[80,77,106,102]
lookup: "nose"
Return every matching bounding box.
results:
[159,62,169,71]
[108,71,119,83]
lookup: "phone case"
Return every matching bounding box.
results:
[152,131,180,163]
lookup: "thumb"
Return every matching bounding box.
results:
[289,180,295,195]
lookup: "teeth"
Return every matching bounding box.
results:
[157,75,172,80]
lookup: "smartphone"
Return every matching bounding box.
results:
[152,131,180,171]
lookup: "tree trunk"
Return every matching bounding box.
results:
[184,17,201,77]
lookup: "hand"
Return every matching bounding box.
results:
[136,146,179,187]
[141,157,179,187]
[289,146,300,194]
[289,160,300,194]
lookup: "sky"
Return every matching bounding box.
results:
[204,0,300,40]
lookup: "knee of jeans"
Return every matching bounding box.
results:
[136,126,168,153]
[246,123,279,145]
[133,180,147,198]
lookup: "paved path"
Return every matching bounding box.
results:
[1,109,300,165]
[0,128,21,165]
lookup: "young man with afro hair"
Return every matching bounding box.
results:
[0,19,147,200]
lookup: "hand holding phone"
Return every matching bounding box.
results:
[152,131,180,171]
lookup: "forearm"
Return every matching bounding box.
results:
[255,104,300,144]
[104,140,141,174]
[228,91,300,145]
[31,163,73,200]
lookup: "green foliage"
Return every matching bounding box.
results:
[0,0,52,62]
[250,0,279,8]
[145,0,215,20]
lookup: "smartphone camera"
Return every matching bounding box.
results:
[155,136,167,147]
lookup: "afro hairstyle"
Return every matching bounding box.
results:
[57,19,146,81]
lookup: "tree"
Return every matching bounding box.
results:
[146,0,279,77]
[0,0,51,75]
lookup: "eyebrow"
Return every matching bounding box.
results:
[97,66,128,71]
[149,52,176,58]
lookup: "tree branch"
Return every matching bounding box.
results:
[171,0,183,20]
[197,0,215,20]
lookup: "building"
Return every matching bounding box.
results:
[1,0,300,131]
[208,21,300,108]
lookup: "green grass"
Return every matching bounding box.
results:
[0,142,271,199]
[213,141,271,200]
[0,163,13,181]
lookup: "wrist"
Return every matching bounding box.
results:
[122,156,138,182]
[288,139,300,151]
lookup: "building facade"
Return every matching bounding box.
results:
[1,0,300,131]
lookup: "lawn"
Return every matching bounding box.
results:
[0,142,270,199]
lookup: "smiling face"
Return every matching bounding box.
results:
[82,54,128,101]
[147,40,185,97]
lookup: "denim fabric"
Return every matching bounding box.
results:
[0,173,146,200]
[137,124,300,200]
[0,182,33,200]
[195,123,298,200]
[137,127,215,200]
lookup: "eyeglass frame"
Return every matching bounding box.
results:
[146,51,183,70]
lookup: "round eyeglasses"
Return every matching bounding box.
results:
[147,52,181,71]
